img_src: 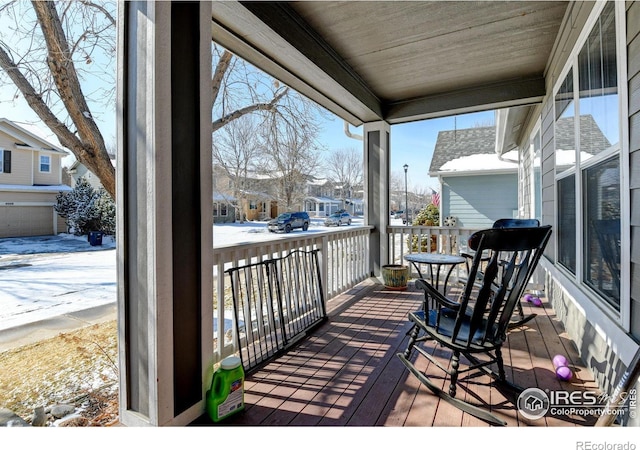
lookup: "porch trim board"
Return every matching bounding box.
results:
[117,1,213,427]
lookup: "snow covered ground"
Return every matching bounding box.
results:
[0,217,381,332]
[0,234,117,332]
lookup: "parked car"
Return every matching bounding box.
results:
[267,211,310,233]
[324,212,352,227]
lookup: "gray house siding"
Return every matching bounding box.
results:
[526,2,639,425]
[628,1,640,341]
[442,174,518,228]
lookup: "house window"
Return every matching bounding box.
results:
[532,129,542,222]
[553,1,622,309]
[0,149,11,174]
[40,154,51,173]
[220,203,228,216]
[213,203,218,217]
[583,156,620,308]
[249,200,257,210]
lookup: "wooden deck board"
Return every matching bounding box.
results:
[197,278,602,427]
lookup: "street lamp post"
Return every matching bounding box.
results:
[403,164,408,225]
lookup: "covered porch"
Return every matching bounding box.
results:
[116,1,638,429]
[193,279,600,427]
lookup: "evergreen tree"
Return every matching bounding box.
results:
[55,178,115,236]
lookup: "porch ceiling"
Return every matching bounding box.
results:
[210,1,569,126]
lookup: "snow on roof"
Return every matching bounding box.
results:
[0,184,72,193]
[305,196,342,203]
[438,153,517,172]
[0,118,67,154]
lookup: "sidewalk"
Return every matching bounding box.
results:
[0,302,116,352]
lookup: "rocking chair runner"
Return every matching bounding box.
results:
[397,225,552,426]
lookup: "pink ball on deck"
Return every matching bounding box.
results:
[531,297,542,307]
[552,354,568,368]
[556,365,572,381]
[523,294,534,302]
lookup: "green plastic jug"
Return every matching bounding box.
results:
[206,355,245,423]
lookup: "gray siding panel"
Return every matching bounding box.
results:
[541,102,556,260]
[629,111,640,153]
[631,148,640,189]
[444,174,518,228]
[629,0,640,343]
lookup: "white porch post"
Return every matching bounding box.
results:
[116,2,213,426]
[363,121,391,276]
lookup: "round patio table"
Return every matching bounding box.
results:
[403,253,466,295]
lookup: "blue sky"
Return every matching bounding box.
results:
[2,70,495,195]
[3,87,495,194]
[317,110,496,192]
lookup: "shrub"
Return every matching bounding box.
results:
[412,204,439,226]
[55,178,116,236]
[407,204,440,252]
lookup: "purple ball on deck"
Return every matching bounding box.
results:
[531,297,542,307]
[552,354,568,368]
[523,294,534,302]
[556,365,572,381]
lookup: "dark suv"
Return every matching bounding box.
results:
[268,211,310,233]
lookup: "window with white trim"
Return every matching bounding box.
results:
[40,154,51,173]
[553,1,621,310]
[0,149,10,174]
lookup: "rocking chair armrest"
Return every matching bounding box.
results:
[415,278,461,311]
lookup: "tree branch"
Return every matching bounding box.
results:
[32,0,114,198]
[212,50,233,107]
[0,44,83,156]
[212,87,289,133]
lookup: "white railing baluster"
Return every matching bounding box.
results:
[211,226,373,364]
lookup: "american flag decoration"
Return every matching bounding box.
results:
[432,192,440,207]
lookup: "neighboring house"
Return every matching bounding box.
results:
[304,195,342,217]
[212,192,236,224]
[0,118,71,238]
[305,178,364,216]
[429,126,519,228]
[67,157,116,191]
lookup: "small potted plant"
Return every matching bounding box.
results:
[381,264,409,290]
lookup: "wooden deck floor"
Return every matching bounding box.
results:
[196,278,601,427]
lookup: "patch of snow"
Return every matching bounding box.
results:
[439,153,517,172]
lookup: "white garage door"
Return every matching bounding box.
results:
[0,206,53,238]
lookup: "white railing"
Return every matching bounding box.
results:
[211,226,373,362]
[387,225,480,278]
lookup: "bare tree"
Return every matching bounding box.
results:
[325,147,362,209]
[0,0,116,198]
[212,115,264,222]
[211,43,329,212]
[390,171,405,210]
[261,103,323,211]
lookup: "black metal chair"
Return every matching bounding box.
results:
[397,225,552,426]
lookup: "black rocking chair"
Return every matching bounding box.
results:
[460,218,542,328]
[397,225,552,426]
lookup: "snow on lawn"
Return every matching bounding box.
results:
[0,234,116,331]
[211,217,359,246]
[0,218,369,332]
